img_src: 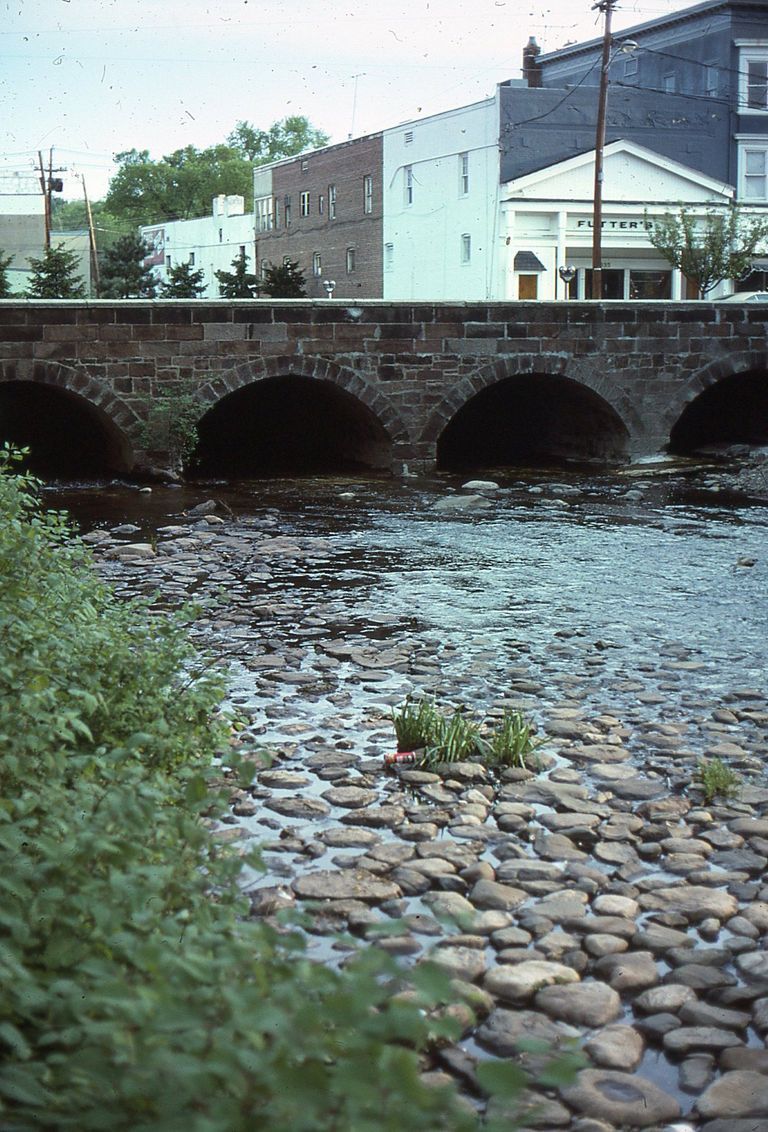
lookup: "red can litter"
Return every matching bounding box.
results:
[384,751,419,766]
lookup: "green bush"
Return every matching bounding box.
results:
[0,449,485,1131]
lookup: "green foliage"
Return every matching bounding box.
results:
[0,249,13,297]
[390,699,542,769]
[646,204,768,298]
[99,233,157,298]
[26,242,86,298]
[215,249,260,298]
[695,756,741,802]
[104,119,328,227]
[137,381,202,470]
[0,453,574,1130]
[3,448,549,1131]
[160,261,206,298]
[482,709,544,769]
[227,116,329,163]
[260,258,307,298]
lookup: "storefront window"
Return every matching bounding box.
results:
[629,270,671,299]
[584,269,624,298]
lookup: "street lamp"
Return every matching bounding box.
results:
[323,278,336,298]
[591,0,637,298]
[558,264,577,299]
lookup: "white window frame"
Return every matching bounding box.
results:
[737,42,768,113]
[300,191,310,217]
[328,184,337,219]
[460,233,471,264]
[384,242,394,272]
[663,74,676,94]
[704,62,719,97]
[363,174,373,214]
[404,165,413,206]
[738,137,768,200]
[346,246,356,274]
[459,152,469,196]
[312,252,322,276]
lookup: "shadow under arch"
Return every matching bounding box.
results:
[423,354,636,469]
[0,363,138,476]
[665,352,768,454]
[193,356,410,476]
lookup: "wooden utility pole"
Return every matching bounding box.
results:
[81,176,100,296]
[37,147,66,250]
[591,0,616,299]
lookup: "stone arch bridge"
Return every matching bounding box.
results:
[0,299,766,476]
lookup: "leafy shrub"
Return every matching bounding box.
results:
[0,449,487,1131]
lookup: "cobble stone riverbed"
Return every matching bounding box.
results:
[56,461,768,1132]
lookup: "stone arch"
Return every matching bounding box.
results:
[663,350,768,445]
[0,360,139,472]
[197,354,411,445]
[421,353,640,461]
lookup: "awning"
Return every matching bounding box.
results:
[514,251,546,272]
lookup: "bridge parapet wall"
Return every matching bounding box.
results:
[0,300,765,471]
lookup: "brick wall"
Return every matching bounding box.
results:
[0,299,766,473]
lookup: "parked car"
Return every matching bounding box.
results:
[719,292,768,302]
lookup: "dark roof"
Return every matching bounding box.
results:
[514,251,547,271]
[537,0,768,65]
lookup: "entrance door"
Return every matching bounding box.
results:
[518,274,538,299]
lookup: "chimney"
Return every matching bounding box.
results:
[523,36,542,88]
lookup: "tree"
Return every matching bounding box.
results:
[26,243,86,298]
[99,233,157,298]
[214,249,260,298]
[227,115,329,163]
[103,118,328,229]
[260,259,307,298]
[0,250,13,298]
[646,204,768,298]
[160,261,206,298]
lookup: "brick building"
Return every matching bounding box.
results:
[253,132,382,300]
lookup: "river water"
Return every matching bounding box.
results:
[46,462,768,1118]
[49,461,767,740]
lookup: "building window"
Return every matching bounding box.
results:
[741,144,768,199]
[705,63,719,97]
[239,245,246,257]
[404,166,413,206]
[312,252,322,276]
[663,74,676,94]
[189,252,195,265]
[218,227,223,243]
[328,184,336,219]
[284,195,292,226]
[404,130,414,145]
[629,270,672,300]
[624,55,638,78]
[318,193,325,215]
[346,247,356,274]
[739,47,768,111]
[460,233,471,263]
[459,152,469,196]
[363,174,373,214]
[301,158,309,173]
[166,255,172,269]
[256,197,273,231]
[384,242,394,271]
[274,197,280,227]
[261,259,268,280]
[300,191,310,217]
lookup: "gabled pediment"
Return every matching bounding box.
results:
[502,139,734,204]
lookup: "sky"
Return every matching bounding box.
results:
[2,0,687,201]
